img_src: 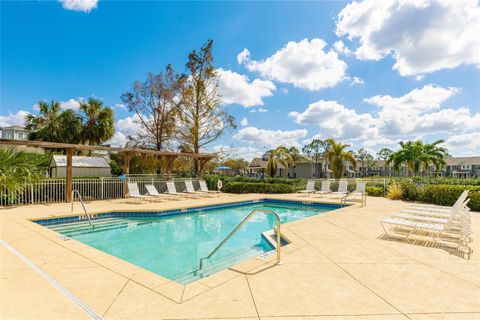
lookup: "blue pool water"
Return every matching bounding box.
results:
[38,200,341,284]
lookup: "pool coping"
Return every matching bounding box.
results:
[21,195,353,304]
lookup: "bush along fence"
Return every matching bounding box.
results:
[205,175,480,211]
[0,176,201,206]
[1,174,479,211]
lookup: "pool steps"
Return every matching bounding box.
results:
[48,217,270,285]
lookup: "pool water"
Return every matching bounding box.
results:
[41,200,341,284]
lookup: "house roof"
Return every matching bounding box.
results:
[0,125,26,131]
[51,155,111,168]
[248,157,286,169]
[446,156,480,166]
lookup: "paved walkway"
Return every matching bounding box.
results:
[1,195,479,320]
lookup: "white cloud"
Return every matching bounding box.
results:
[289,100,377,140]
[60,98,83,110]
[444,132,480,156]
[107,114,142,147]
[59,0,98,13]
[336,0,480,76]
[333,40,352,56]
[115,103,128,111]
[240,117,248,126]
[217,68,276,107]
[365,84,459,120]
[249,108,268,113]
[350,77,364,85]
[289,85,480,150]
[239,38,348,91]
[0,111,30,127]
[233,127,308,148]
[212,145,260,161]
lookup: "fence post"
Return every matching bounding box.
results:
[383,178,386,196]
[101,177,104,200]
[30,184,34,204]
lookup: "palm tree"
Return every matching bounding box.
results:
[325,138,357,179]
[0,148,49,204]
[79,98,115,145]
[266,147,293,178]
[286,146,302,178]
[25,100,81,143]
[421,140,448,176]
[387,140,424,176]
[387,140,447,176]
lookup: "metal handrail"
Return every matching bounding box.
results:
[341,190,367,207]
[71,190,94,228]
[199,209,281,271]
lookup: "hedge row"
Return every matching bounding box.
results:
[222,182,297,194]
[396,182,480,211]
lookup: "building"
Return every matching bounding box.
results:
[49,155,111,178]
[247,156,286,178]
[0,125,28,140]
[442,157,480,178]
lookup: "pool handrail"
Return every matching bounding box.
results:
[198,208,281,271]
[71,190,94,228]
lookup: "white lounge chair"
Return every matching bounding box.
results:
[381,200,472,253]
[315,181,332,195]
[145,184,176,201]
[331,180,349,197]
[299,180,316,195]
[199,180,220,194]
[185,180,210,196]
[165,181,193,197]
[127,182,151,201]
[340,182,367,205]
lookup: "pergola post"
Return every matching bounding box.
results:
[65,148,74,203]
[198,158,209,179]
[165,156,176,181]
[123,151,134,197]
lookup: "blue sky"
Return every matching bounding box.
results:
[1,0,479,159]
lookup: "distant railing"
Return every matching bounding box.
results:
[0,176,202,207]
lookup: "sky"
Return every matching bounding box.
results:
[1,0,479,160]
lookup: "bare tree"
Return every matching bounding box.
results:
[176,40,235,173]
[121,65,186,150]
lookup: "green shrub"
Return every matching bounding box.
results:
[397,180,420,201]
[387,183,403,200]
[365,186,383,197]
[411,177,480,186]
[417,185,480,211]
[222,182,296,194]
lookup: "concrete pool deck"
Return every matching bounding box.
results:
[1,194,479,320]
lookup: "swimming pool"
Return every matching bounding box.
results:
[35,199,342,284]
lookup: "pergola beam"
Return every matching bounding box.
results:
[0,139,214,202]
[0,139,214,159]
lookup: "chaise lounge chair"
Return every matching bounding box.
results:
[298,180,316,195]
[127,182,151,201]
[165,181,195,197]
[315,181,332,196]
[199,180,221,194]
[330,180,349,197]
[145,184,177,201]
[185,180,211,197]
[381,198,473,254]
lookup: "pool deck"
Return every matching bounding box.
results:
[1,194,479,320]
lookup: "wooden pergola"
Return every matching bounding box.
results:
[0,139,214,202]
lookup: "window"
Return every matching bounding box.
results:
[4,131,13,139]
